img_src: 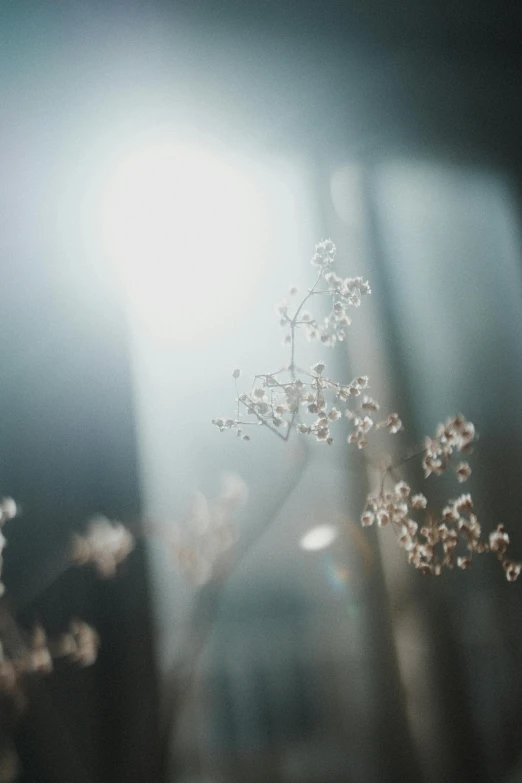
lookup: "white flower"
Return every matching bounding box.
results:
[423,455,444,477]
[378,413,402,434]
[361,511,374,527]
[442,505,459,523]
[54,621,100,667]
[455,462,472,482]
[71,516,135,578]
[377,509,390,526]
[361,396,379,412]
[395,481,410,499]
[504,561,522,582]
[410,494,427,510]
[454,494,473,512]
[312,239,336,266]
[328,408,341,421]
[489,524,509,556]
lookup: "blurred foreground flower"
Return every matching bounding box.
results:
[165,473,247,586]
[70,516,135,577]
[51,620,100,667]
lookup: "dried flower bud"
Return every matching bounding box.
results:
[378,413,402,434]
[395,481,410,499]
[455,462,472,482]
[71,517,134,578]
[504,561,521,582]
[489,525,509,557]
[361,511,374,527]
[377,510,389,527]
[410,494,427,510]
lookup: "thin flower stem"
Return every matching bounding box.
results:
[289,270,323,373]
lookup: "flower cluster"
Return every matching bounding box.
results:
[214,239,519,582]
[163,474,247,586]
[303,242,366,341]
[278,241,370,347]
[70,515,135,578]
[422,415,474,481]
[214,366,401,447]
[213,240,400,446]
[361,415,520,581]
[0,622,100,736]
[0,621,100,697]
[364,478,520,580]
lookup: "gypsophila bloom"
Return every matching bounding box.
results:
[411,494,427,510]
[362,440,519,581]
[311,239,336,267]
[56,620,100,667]
[71,516,135,578]
[361,511,375,527]
[504,561,522,582]
[377,509,390,527]
[214,242,389,445]
[489,525,509,557]
[395,481,410,499]
[455,462,472,482]
[422,415,476,479]
[454,493,473,512]
[214,242,519,583]
[377,412,403,434]
[361,396,380,412]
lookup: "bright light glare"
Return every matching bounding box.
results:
[300,524,338,552]
[100,136,268,342]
